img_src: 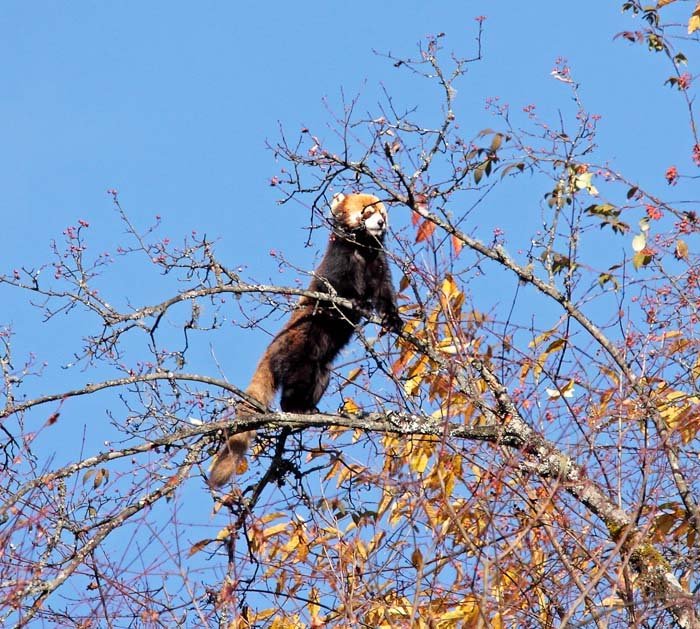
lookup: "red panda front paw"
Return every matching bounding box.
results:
[383,312,403,334]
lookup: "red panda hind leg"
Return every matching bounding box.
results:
[279,364,330,413]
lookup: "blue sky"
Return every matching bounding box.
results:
[2,2,690,389]
[2,1,697,619]
[1,0,692,447]
[2,2,686,258]
[2,2,692,444]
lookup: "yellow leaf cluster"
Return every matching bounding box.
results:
[392,274,469,400]
[363,593,483,628]
[656,385,700,443]
[409,447,430,474]
[269,615,305,629]
[404,355,430,396]
[439,275,465,318]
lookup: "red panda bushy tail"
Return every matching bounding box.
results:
[207,352,276,488]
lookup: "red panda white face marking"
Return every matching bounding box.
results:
[330,193,388,237]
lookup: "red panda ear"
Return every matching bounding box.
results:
[330,193,346,216]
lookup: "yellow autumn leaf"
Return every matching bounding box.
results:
[442,469,455,497]
[262,522,289,539]
[384,604,411,619]
[533,338,566,383]
[252,608,277,622]
[689,2,700,33]
[377,491,393,518]
[389,502,404,526]
[599,366,621,386]
[355,540,368,560]
[602,595,626,607]
[632,250,652,270]
[528,326,557,349]
[409,449,429,474]
[259,511,286,525]
[663,389,688,403]
[269,614,304,629]
[93,468,109,489]
[342,366,363,386]
[423,500,439,527]
[546,378,576,399]
[520,359,532,381]
[282,533,300,554]
[676,239,689,260]
[334,463,362,487]
[216,526,232,540]
[326,425,351,440]
[438,597,479,622]
[436,337,459,354]
[404,355,429,396]
[441,274,460,301]
[367,530,385,554]
[309,587,322,626]
[188,539,212,556]
[400,315,420,335]
[542,338,566,355]
[341,397,360,414]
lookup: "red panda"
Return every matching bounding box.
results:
[208,193,401,488]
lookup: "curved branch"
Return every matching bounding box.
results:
[0,372,244,419]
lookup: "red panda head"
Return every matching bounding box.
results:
[330,193,388,238]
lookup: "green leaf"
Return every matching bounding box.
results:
[647,33,666,52]
[633,251,652,270]
[551,254,573,275]
[598,272,620,291]
[586,203,619,217]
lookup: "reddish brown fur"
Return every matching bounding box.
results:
[208,194,400,488]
